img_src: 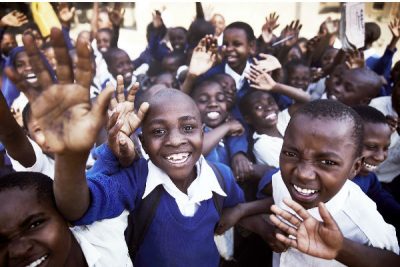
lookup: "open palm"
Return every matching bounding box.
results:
[6,28,114,154]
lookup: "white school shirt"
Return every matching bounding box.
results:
[252,111,289,167]
[142,155,227,217]
[271,171,399,267]
[71,210,132,267]
[8,137,54,178]
[225,61,251,90]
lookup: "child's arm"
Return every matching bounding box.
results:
[202,119,244,156]
[215,197,273,235]
[0,10,28,28]
[270,198,400,266]
[0,91,35,167]
[181,35,217,94]
[5,29,123,221]
[246,66,311,103]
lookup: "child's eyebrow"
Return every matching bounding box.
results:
[20,213,46,228]
[316,151,342,160]
[178,116,198,122]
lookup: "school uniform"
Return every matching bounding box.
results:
[271,170,399,267]
[203,125,230,166]
[71,210,132,267]
[75,144,245,267]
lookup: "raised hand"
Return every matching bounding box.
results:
[188,35,217,76]
[252,53,282,72]
[270,198,344,260]
[262,12,280,43]
[152,10,163,28]
[345,49,365,69]
[0,10,28,27]
[108,3,125,27]
[107,75,149,166]
[389,17,400,39]
[5,28,114,154]
[246,65,277,90]
[57,3,75,25]
[231,153,254,182]
[281,20,302,47]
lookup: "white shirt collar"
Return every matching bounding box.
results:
[143,156,227,217]
[225,61,251,90]
[108,74,137,91]
[72,230,102,267]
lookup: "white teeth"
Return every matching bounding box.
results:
[26,73,38,84]
[207,111,220,120]
[329,94,337,100]
[124,72,132,79]
[165,153,189,164]
[265,113,277,120]
[100,47,108,53]
[26,255,48,267]
[363,162,377,171]
[293,184,318,195]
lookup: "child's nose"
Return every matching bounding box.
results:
[373,149,387,162]
[166,129,187,147]
[8,237,34,259]
[294,161,316,182]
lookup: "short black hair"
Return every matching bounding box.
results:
[0,172,55,206]
[97,27,114,38]
[190,77,223,98]
[285,59,309,76]
[22,102,32,131]
[103,47,129,66]
[187,19,215,49]
[365,22,381,46]
[294,99,364,157]
[225,21,256,42]
[353,105,387,125]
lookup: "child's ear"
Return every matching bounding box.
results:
[349,156,363,179]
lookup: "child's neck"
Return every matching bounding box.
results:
[256,125,282,138]
[229,62,247,75]
[172,168,197,194]
[65,232,88,267]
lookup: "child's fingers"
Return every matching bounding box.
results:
[75,34,93,90]
[92,85,115,124]
[270,205,301,229]
[276,232,297,248]
[269,214,298,237]
[107,110,120,131]
[137,102,150,122]
[282,198,311,221]
[51,28,74,84]
[22,33,53,90]
[116,75,125,102]
[108,117,123,140]
[318,202,339,230]
[127,82,140,103]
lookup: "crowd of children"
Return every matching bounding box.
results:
[0,3,400,267]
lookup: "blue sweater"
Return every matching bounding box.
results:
[78,144,245,267]
[352,172,400,222]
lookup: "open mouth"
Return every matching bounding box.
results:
[207,111,220,120]
[265,113,277,121]
[123,72,132,81]
[363,161,378,172]
[25,73,38,84]
[99,47,108,53]
[164,152,190,164]
[291,184,319,203]
[226,55,237,63]
[26,254,48,267]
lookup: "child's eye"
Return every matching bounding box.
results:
[152,129,166,136]
[183,125,194,132]
[282,151,296,158]
[216,93,226,102]
[29,219,45,230]
[320,160,337,166]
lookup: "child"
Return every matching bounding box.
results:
[102,47,135,89]
[7,29,275,267]
[285,60,311,92]
[324,67,382,106]
[191,78,244,166]
[96,28,114,54]
[0,171,132,267]
[352,105,400,241]
[213,73,237,111]
[268,99,398,266]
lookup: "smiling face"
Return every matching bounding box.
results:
[0,188,73,267]
[287,65,310,91]
[214,74,236,110]
[14,51,39,88]
[223,28,254,74]
[360,122,391,175]
[96,31,112,54]
[108,51,134,87]
[280,114,361,209]
[141,91,203,190]
[192,81,228,128]
[1,33,17,56]
[169,28,187,52]
[244,91,279,134]
[326,68,379,106]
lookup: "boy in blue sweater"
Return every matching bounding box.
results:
[7,28,273,267]
[352,105,400,241]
